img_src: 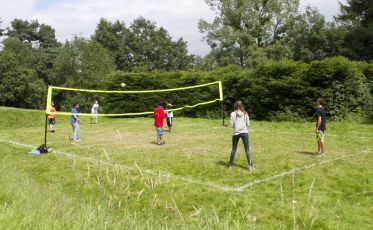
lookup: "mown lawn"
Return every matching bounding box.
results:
[0,107,372,229]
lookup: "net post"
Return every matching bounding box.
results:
[218,81,226,126]
[44,114,48,145]
[221,100,225,126]
[44,86,52,146]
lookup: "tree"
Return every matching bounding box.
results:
[0,51,46,109]
[199,0,299,67]
[5,19,62,86]
[129,17,191,70]
[337,0,373,60]
[92,18,131,70]
[93,17,192,70]
[0,18,4,37]
[53,37,116,89]
[6,19,61,48]
[288,6,328,62]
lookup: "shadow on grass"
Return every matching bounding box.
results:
[296,150,317,156]
[216,160,249,170]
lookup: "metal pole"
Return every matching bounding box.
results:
[221,101,225,126]
[44,114,48,145]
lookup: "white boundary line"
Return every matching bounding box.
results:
[236,148,372,191]
[1,139,232,191]
[249,128,373,139]
[1,139,372,192]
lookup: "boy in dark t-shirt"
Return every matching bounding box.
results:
[315,98,326,157]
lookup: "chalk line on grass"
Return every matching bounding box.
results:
[235,148,372,192]
[1,139,371,193]
[250,129,373,139]
[1,139,233,192]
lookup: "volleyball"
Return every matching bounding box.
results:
[121,83,126,87]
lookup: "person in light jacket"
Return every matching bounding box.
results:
[228,100,254,171]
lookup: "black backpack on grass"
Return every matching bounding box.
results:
[37,144,48,154]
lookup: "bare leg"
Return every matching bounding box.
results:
[317,141,321,153]
[320,141,325,154]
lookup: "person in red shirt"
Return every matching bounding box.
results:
[153,103,166,145]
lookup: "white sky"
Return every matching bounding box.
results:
[0,0,343,56]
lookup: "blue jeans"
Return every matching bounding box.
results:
[229,133,253,166]
[71,122,80,141]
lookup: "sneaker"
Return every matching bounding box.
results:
[317,153,325,158]
[249,165,255,172]
[228,165,232,170]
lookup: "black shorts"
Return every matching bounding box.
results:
[167,117,173,127]
[48,118,55,125]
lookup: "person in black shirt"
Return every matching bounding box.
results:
[315,98,326,157]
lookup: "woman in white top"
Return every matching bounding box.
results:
[228,100,254,171]
[91,100,99,124]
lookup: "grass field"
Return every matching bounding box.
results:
[0,107,372,229]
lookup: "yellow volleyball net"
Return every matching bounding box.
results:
[45,81,223,117]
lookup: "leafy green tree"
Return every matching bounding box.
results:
[337,0,373,60]
[5,19,62,86]
[0,51,46,109]
[92,19,131,70]
[287,6,328,61]
[2,38,35,67]
[199,0,299,67]
[129,17,191,70]
[286,6,347,62]
[93,17,192,70]
[53,37,115,89]
[6,19,60,48]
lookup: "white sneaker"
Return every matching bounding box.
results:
[317,153,325,158]
[249,166,255,172]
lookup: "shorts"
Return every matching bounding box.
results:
[166,117,173,127]
[48,118,55,125]
[91,113,98,118]
[156,127,163,136]
[316,131,325,142]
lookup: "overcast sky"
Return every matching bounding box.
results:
[0,0,344,56]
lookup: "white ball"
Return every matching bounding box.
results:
[121,83,126,87]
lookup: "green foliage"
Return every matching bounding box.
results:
[6,19,61,48]
[289,7,329,62]
[269,107,307,122]
[199,0,301,67]
[98,58,372,121]
[92,17,192,70]
[306,57,373,120]
[337,0,373,61]
[199,0,300,67]
[0,51,46,109]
